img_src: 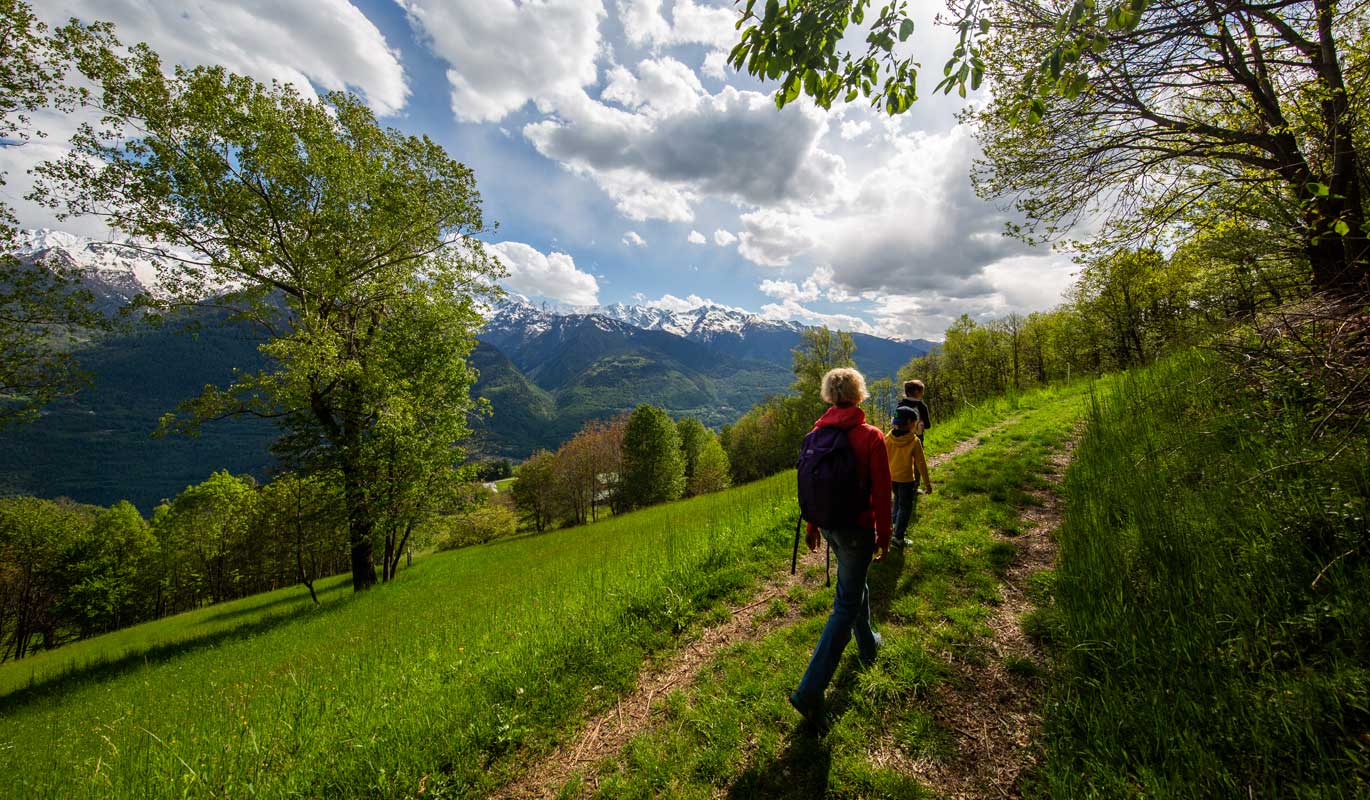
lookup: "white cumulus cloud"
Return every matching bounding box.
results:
[618,0,738,49]
[642,292,744,313]
[398,0,605,122]
[840,119,871,140]
[713,229,737,246]
[525,79,842,222]
[701,50,729,80]
[687,230,707,244]
[490,241,601,306]
[622,230,647,246]
[758,299,877,335]
[41,0,409,115]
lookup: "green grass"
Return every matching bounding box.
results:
[0,573,354,697]
[0,476,797,798]
[0,379,1088,799]
[1036,350,1370,798]
[573,382,1092,799]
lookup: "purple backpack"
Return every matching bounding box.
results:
[796,425,869,530]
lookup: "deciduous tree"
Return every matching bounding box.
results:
[972,0,1369,293]
[688,434,732,496]
[34,49,502,591]
[511,451,558,534]
[619,404,686,510]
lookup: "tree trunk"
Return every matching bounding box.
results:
[1305,221,1368,295]
[343,463,377,591]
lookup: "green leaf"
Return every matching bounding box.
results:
[1333,220,1350,236]
[1308,182,1330,197]
[899,19,915,41]
[980,18,991,34]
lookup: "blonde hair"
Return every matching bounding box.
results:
[820,367,868,406]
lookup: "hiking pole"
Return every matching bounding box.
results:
[791,517,802,575]
[825,540,831,587]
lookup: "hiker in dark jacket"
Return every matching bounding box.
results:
[790,367,893,730]
[896,379,931,442]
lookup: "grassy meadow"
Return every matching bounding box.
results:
[1036,351,1370,797]
[1,475,795,798]
[0,387,1041,799]
[19,366,1352,800]
[575,382,1092,798]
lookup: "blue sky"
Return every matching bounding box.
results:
[9,0,1078,340]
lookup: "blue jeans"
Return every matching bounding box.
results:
[892,480,919,540]
[794,528,881,707]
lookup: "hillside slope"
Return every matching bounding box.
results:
[0,387,1051,800]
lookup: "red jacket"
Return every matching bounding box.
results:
[805,404,894,549]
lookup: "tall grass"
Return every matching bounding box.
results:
[0,475,794,798]
[583,382,1094,798]
[1039,350,1370,797]
[0,381,1086,799]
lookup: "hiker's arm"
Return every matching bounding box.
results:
[806,521,821,551]
[871,435,893,557]
[914,441,932,493]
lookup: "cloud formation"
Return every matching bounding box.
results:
[757,299,877,335]
[398,0,604,122]
[641,292,742,313]
[490,241,601,306]
[525,77,842,221]
[618,0,738,49]
[687,230,707,244]
[622,230,647,247]
[43,0,409,115]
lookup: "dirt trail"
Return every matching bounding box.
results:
[894,438,1075,799]
[489,421,1017,800]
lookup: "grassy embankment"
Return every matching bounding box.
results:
[0,388,1039,798]
[564,382,1093,798]
[1034,351,1369,797]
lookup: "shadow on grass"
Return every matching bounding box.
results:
[196,579,349,625]
[730,540,906,798]
[726,728,832,799]
[0,591,357,715]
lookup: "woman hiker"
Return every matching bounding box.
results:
[789,367,893,730]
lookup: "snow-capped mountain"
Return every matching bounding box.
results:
[597,301,806,342]
[11,229,159,313]
[491,296,807,345]
[484,295,932,374]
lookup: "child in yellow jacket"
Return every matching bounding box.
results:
[887,409,932,548]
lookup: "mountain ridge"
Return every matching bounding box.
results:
[2,231,936,507]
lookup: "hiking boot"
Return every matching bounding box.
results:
[788,691,832,734]
[859,631,883,669]
[891,537,913,548]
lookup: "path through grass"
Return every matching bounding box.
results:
[550,384,1091,799]
[0,389,1045,799]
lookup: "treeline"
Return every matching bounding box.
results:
[718,234,1312,487]
[509,405,730,533]
[0,468,506,661]
[901,242,1307,414]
